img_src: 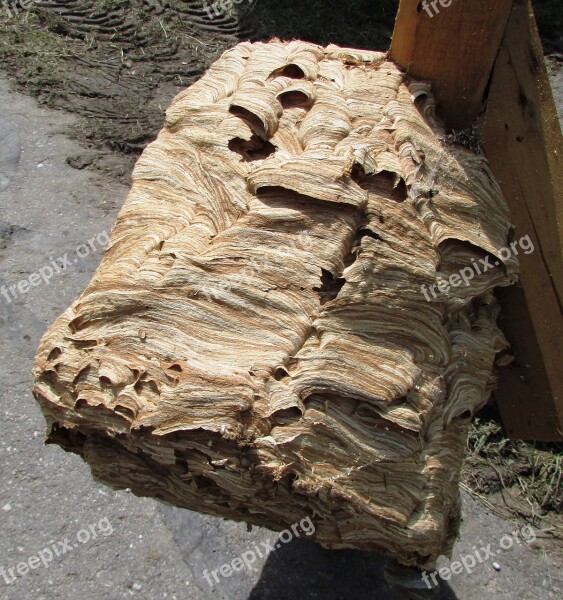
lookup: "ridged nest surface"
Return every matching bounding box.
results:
[33,40,518,567]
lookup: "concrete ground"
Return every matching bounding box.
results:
[0,77,561,600]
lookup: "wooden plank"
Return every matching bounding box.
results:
[389,0,514,129]
[495,284,560,440]
[480,0,563,441]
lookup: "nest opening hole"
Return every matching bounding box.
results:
[278,90,310,108]
[47,347,62,361]
[229,105,267,137]
[313,268,346,305]
[271,64,305,79]
[228,135,276,161]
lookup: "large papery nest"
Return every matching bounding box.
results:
[33,40,518,568]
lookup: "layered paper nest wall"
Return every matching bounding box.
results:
[33,41,518,567]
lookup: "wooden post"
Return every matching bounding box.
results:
[390,0,563,440]
[389,0,514,129]
[480,0,563,441]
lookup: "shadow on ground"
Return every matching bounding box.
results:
[248,536,458,600]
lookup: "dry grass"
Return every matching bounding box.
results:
[462,412,562,532]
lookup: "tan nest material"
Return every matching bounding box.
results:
[33,40,518,568]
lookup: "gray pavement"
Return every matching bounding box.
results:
[0,77,561,600]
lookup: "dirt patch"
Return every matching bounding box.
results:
[0,1,241,155]
[0,0,396,179]
[462,411,562,537]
